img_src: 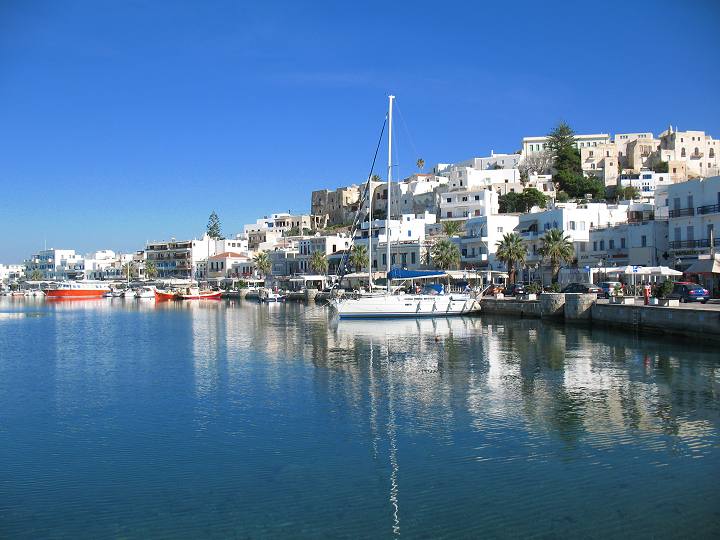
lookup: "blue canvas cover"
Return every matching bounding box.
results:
[387,268,446,280]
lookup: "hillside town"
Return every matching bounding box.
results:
[4,124,720,296]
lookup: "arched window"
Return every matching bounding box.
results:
[694,147,700,156]
[681,148,686,157]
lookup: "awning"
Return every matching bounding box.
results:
[685,256,720,275]
[387,268,446,280]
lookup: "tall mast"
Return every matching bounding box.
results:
[368,166,374,290]
[386,95,395,289]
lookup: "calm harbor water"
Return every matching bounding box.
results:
[0,298,718,538]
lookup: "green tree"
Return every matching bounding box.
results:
[349,244,369,272]
[556,190,570,203]
[499,189,548,213]
[430,239,461,270]
[285,226,300,237]
[538,229,575,283]
[309,250,329,274]
[416,158,425,172]
[546,122,599,199]
[653,161,669,173]
[206,211,223,239]
[253,251,271,277]
[498,192,522,213]
[619,186,640,200]
[28,269,43,281]
[495,232,527,284]
[442,220,464,237]
[144,260,157,279]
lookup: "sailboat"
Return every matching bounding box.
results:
[333,95,480,319]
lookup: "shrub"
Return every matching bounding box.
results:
[655,280,674,298]
[527,282,542,294]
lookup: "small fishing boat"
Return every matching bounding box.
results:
[259,287,286,302]
[177,286,222,300]
[154,289,178,301]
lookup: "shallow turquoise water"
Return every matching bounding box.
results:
[0,298,718,538]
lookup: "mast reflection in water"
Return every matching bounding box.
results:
[0,298,718,538]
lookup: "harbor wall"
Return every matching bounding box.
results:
[591,303,720,341]
[479,295,720,341]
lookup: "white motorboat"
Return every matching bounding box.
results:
[134,286,156,299]
[259,288,286,302]
[332,95,480,319]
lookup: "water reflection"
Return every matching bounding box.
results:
[1,298,718,537]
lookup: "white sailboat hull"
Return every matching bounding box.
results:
[334,294,479,319]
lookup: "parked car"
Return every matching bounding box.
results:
[667,282,710,303]
[598,281,623,298]
[504,283,526,296]
[562,282,603,294]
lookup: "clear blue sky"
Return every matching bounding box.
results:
[1,0,719,262]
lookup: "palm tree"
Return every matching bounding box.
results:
[442,220,464,237]
[144,260,158,279]
[349,244,368,272]
[28,269,43,281]
[431,239,461,270]
[416,158,425,172]
[309,250,329,274]
[495,232,527,284]
[538,229,574,283]
[253,251,271,278]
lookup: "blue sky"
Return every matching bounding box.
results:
[1,0,719,262]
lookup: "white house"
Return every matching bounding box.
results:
[522,133,611,156]
[516,202,630,269]
[457,214,521,269]
[579,220,669,268]
[24,249,85,280]
[617,170,672,202]
[297,234,351,273]
[663,176,720,270]
[145,235,218,280]
[0,264,24,285]
[439,188,499,221]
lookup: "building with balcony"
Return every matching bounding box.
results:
[522,133,611,156]
[439,188,498,221]
[456,214,521,269]
[207,252,253,279]
[0,264,24,286]
[24,249,85,280]
[145,235,218,279]
[579,221,669,268]
[664,176,720,270]
[297,234,351,273]
[515,203,630,280]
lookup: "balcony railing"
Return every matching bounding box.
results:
[669,207,695,218]
[690,152,703,159]
[669,238,718,249]
[697,204,720,215]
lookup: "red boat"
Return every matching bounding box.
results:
[45,281,111,299]
[177,287,222,300]
[154,289,179,301]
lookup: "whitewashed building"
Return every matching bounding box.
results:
[516,203,630,269]
[663,176,720,270]
[658,127,720,179]
[0,264,24,285]
[579,221,669,268]
[457,214,521,269]
[617,171,672,202]
[439,188,499,221]
[522,133,611,156]
[145,235,218,280]
[297,234,351,273]
[24,249,85,280]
